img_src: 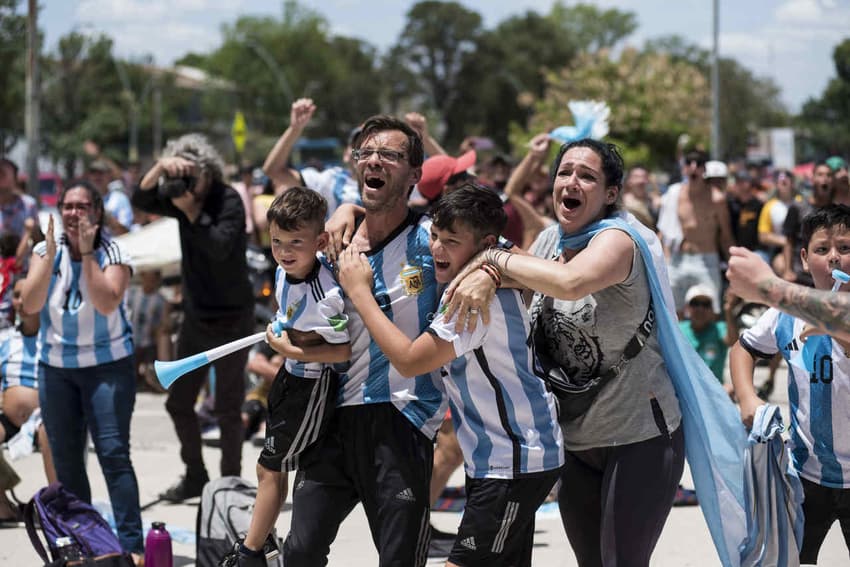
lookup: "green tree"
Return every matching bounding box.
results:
[522,47,711,169]
[390,1,484,122]
[645,35,788,160]
[41,32,126,177]
[797,38,850,159]
[190,0,383,160]
[0,0,27,154]
[548,1,637,54]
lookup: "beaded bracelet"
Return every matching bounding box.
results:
[479,262,502,287]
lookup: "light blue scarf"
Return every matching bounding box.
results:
[559,216,749,567]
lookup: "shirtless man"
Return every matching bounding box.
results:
[658,152,735,316]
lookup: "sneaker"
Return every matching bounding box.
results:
[672,485,699,506]
[159,473,208,503]
[218,538,268,567]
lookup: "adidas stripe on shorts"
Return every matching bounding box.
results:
[258,366,339,473]
[449,470,560,567]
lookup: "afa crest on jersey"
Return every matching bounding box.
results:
[400,265,424,296]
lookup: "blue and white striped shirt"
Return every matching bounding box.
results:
[299,166,362,218]
[34,236,134,368]
[0,327,39,390]
[740,307,850,488]
[274,260,349,379]
[430,288,564,479]
[338,212,446,438]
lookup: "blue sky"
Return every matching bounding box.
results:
[39,0,850,112]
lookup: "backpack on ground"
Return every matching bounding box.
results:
[196,476,284,567]
[23,482,133,566]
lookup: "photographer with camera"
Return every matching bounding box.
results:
[133,134,254,502]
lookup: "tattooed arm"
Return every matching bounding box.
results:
[726,246,850,342]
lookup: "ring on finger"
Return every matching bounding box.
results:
[468,308,480,315]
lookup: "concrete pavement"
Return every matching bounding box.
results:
[1,364,848,566]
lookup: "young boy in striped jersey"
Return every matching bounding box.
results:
[338,184,563,567]
[227,186,351,566]
[731,204,850,564]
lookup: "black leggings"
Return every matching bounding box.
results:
[559,426,685,567]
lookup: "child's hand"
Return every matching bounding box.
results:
[266,323,296,357]
[337,245,373,295]
[738,394,762,430]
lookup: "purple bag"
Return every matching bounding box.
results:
[24,482,132,565]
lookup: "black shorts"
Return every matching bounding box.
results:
[257,366,338,472]
[799,477,850,564]
[449,468,561,567]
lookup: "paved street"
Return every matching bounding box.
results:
[1,364,848,566]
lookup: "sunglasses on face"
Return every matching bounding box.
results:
[689,298,713,309]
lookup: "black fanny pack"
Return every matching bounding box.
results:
[529,297,654,423]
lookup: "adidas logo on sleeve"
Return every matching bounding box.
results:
[459,536,477,550]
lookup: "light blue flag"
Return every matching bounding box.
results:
[740,404,804,566]
[559,217,748,567]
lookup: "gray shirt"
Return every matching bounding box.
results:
[530,224,682,451]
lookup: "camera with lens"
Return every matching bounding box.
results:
[157,174,198,199]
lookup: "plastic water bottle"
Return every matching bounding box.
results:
[144,521,173,567]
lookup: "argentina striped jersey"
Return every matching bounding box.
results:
[274,259,350,379]
[338,212,447,438]
[740,307,850,488]
[34,236,134,368]
[300,166,362,218]
[429,288,564,479]
[0,327,39,390]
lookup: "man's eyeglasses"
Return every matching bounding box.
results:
[689,298,713,309]
[61,203,93,212]
[351,148,406,163]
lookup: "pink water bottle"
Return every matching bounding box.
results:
[144,521,173,567]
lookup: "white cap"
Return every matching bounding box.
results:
[703,160,728,180]
[685,284,720,314]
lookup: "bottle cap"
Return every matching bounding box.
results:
[151,521,166,530]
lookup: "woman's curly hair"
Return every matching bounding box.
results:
[162,133,225,182]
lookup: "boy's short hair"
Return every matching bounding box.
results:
[801,204,850,247]
[431,183,507,241]
[266,186,327,233]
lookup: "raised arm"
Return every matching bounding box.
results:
[504,134,550,199]
[404,112,446,157]
[336,246,456,377]
[19,216,56,315]
[78,216,131,314]
[263,98,316,191]
[726,245,850,342]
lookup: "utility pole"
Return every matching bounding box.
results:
[711,0,721,159]
[25,0,40,201]
[152,80,162,158]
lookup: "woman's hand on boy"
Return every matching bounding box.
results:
[336,245,373,297]
[324,204,360,262]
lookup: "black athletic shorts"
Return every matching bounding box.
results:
[449,468,561,567]
[257,366,338,472]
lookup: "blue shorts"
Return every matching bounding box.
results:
[0,329,39,390]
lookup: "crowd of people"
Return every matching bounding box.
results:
[1,96,849,567]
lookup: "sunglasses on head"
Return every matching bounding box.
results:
[689,298,713,309]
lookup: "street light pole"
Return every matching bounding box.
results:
[711,0,721,159]
[25,0,40,201]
